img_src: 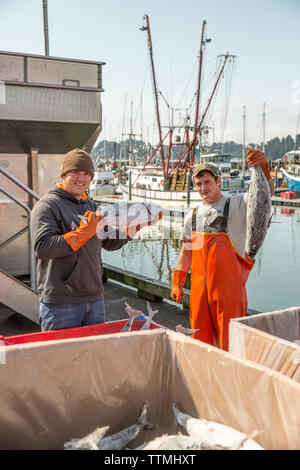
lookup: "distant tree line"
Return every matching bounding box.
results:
[211,134,300,161]
[93,134,300,163]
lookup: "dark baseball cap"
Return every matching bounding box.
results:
[192,162,219,178]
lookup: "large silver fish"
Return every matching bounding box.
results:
[78,202,163,230]
[98,201,163,228]
[172,404,263,450]
[64,401,152,451]
[246,165,272,259]
[136,433,203,450]
[64,425,109,450]
[97,401,153,450]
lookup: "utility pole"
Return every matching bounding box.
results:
[42,0,50,56]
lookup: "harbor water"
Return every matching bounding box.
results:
[102,204,300,314]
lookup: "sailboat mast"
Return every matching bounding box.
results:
[195,54,230,141]
[140,15,166,176]
[262,102,266,153]
[168,54,229,176]
[191,20,207,166]
[119,94,127,165]
[242,105,246,176]
[130,100,133,165]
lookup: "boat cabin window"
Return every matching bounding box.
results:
[96,179,111,185]
[152,178,157,182]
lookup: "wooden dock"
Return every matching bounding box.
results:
[102,263,260,316]
[94,192,300,215]
[103,263,190,309]
[271,195,300,207]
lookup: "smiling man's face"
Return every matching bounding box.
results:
[193,171,222,204]
[62,170,92,199]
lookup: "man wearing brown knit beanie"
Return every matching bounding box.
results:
[30,148,132,331]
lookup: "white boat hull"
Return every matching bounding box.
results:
[283,170,300,192]
[119,183,247,209]
[89,185,117,197]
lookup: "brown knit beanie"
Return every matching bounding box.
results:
[60,148,95,179]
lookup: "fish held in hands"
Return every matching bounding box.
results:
[246,146,272,259]
[96,201,163,228]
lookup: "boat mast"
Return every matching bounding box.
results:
[242,105,246,176]
[262,102,266,153]
[198,54,230,132]
[169,53,230,176]
[119,94,127,165]
[122,100,142,166]
[140,15,166,176]
[191,20,210,167]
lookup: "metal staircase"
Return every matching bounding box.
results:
[0,268,39,323]
[0,166,40,324]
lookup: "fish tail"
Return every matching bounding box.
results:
[172,403,189,430]
[138,401,153,430]
[236,430,261,449]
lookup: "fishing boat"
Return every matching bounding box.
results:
[119,157,246,208]
[89,170,117,197]
[282,169,300,192]
[118,16,245,208]
[282,149,300,192]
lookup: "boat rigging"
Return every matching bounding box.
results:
[135,15,236,187]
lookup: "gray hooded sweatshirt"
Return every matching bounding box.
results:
[30,186,130,304]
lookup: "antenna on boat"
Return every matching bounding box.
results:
[42,0,50,56]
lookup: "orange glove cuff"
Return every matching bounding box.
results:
[172,269,187,289]
[63,211,100,251]
[123,211,163,238]
[261,161,271,180]
[122,224,141,238]
[247,150,271,180]
[170,270,187,304]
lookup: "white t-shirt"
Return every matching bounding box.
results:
[181,193,248,256]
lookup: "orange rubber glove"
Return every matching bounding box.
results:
[123,211,163,238]
[170,269,187,303]
[63,210,104,252]
[247,148,271,180]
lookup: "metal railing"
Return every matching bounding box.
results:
[0,166,40,291]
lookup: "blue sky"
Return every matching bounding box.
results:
[0,0,299,147]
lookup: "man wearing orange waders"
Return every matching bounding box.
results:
[170,149,274,351]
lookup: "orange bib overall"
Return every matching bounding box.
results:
[189,199,255,351]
